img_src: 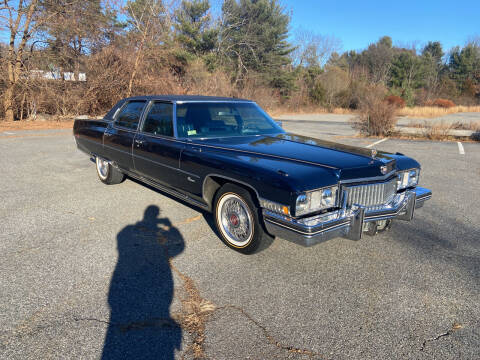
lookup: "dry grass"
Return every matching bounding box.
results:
[408,120,480,131]
[422,123,458,140]
[398,105,480,118]
[396,120,480,141]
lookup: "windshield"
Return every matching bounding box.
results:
[176,102,284,138]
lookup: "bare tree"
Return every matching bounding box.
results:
[319,65,349,107]
[124,0,177,97]
[1,0,40,121]
[292,28,342,68]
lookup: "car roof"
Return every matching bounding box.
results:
[123,95,254,103]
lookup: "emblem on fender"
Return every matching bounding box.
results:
[380,165,388,174]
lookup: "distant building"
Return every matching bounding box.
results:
[28,70,87,81]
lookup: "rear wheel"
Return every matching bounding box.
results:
[96,157,125,185]
[214,184,272,254]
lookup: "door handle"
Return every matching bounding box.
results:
[191,147,201,152]
[134,139,144,146]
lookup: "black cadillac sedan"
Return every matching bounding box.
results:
[73,95,432,253]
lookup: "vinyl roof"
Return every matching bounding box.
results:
[124,95,254,102]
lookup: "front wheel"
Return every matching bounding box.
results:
[96,157,125,185]
[214,184,272,254]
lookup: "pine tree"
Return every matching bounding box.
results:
[174,0,217,56]
[219,0,295,95]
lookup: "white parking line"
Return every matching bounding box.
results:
[3,132,15,135]
[457,141,465,155]
[366,138,388,148]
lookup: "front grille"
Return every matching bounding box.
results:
[343,178,397,208]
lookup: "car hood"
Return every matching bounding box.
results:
[193,133,419,180]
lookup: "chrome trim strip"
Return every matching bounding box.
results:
[264,217,350,236]
[175,100,254,104]
[103,142,132,156]
[81,136,201,178]
[135,132,182,142]
[125,171,208,210]
[173,101,179,138]
[131,152,200,178]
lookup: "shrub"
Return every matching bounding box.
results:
[384,95,406,108]
[351,86,398,136]
[431,98,456,108]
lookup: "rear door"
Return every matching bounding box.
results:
[103,100,146,171]
[133,101,186,187]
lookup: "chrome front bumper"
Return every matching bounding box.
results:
[263,187,432,247]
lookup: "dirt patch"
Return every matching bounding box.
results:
[0,120,74,132]
[269,106,353,117]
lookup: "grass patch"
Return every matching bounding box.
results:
[398,105,480,118]
[407,120,480,131]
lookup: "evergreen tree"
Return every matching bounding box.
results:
[220,0,295,95]
[448,44,480,94]
[174,0,217,56]
[422,41,444,65]
[421,42,444,98]
[389,50,424,104]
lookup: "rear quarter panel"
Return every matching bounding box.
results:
[73,119,109,157]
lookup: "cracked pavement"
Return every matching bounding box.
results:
[1,121,479,359]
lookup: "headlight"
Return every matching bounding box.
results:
[396,169,420,190]
[296,186,338,216]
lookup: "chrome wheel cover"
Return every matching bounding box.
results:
[96,157,108,180]
[217,193,254,247]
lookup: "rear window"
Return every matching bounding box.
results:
[142,102,173,137]
[115,101,146,130]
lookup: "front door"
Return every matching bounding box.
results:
[133,102,185,187]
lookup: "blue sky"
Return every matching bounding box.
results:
[2,0,478,53]
[284,0,479,52]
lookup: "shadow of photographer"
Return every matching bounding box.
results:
[101,205,184,360]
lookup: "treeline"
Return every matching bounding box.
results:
[0,0,479,122]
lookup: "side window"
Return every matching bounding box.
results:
[142,102,173,137]
[115,100,146,130]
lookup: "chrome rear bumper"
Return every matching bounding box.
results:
[263,187,432,247]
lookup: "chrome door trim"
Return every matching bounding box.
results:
[125,170,209,210]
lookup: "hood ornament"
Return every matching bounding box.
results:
[371,148,377,159]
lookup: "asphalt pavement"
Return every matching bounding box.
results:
[0,122,479,359]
